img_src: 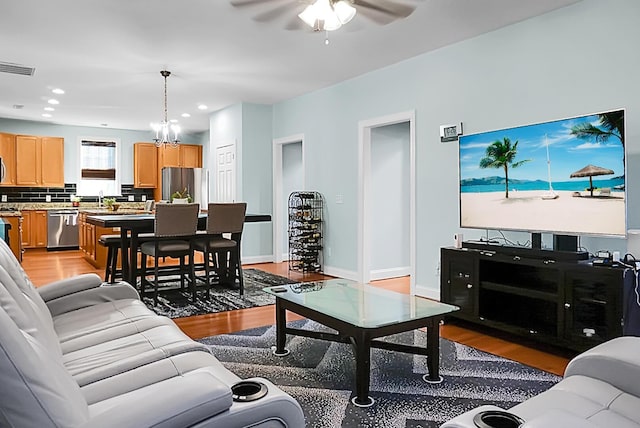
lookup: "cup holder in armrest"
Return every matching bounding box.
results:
[231,381,268,402]
[473,410,525,428]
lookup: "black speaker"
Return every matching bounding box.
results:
[553,234,578,252]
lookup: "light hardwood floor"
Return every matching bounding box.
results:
[23,248,571,376]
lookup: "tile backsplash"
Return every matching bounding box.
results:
[0,184,153,203]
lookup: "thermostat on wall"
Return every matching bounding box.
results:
[440,122,463,143]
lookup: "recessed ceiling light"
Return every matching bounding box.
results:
[52,88,65,95]
[44,107,55,111]
[42,113,52,118]
[48,99,59,105]
[101,123,108,127]
[197,104,207,110]
[12,104,24,109]
[181,113,191,118]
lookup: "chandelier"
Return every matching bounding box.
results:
[150,70,180,148]
[298,0,356,32]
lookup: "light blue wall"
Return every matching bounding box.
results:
[208,103,273,259]
[270,0,640,295]
[0,117,204,185]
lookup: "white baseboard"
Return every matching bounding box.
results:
[414,284,440,300]
[322,265,358,281]
[369,266,411,281]
[242,254,275,265]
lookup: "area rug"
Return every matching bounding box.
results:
[141,268,296,318]
[198,319,561,428]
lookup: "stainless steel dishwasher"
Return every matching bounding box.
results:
[47,209,79,250]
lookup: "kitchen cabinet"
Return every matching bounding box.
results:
[158,144,202,168]
[21,210,47,249]
[15,135,64,187]
[0,133,17,186]
[0,215,22,262]
[133,143,159,188]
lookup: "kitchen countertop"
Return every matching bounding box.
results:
[0,202,148,215]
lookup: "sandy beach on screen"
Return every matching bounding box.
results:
[460,190,625,235]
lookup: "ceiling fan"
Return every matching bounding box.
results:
[230,0,420,32]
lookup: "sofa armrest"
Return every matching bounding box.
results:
[565,336,640,397]
[81,371,232,428]
[43,281,141,317]
[37,273,104,302]
[521,409,599,428]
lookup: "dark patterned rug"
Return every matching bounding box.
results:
[199,319,561,428]
[141,268,296,318]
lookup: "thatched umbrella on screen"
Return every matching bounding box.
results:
[570,164,614,197]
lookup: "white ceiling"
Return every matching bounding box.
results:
[0,0,581,134]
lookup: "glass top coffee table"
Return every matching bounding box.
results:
[263,279,459,407]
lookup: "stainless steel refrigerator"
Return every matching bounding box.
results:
[161,167,209,209]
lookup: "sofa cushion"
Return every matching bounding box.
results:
[512,375,640,428]
[0,306,89,427]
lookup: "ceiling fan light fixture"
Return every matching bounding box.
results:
[298,0,355,31]
[334,1,356,24]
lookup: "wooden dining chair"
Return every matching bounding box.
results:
[139,203,199,305]
[194,202,247,299]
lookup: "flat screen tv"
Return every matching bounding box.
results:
[458,109,626,237]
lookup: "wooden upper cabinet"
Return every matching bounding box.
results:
[134,143,159,188]
[16,135,40,186]
[0,133,16,186]
[40,137,64,187]
[16,135,64,187]
[159,145,181,167]
[180,144,202,168]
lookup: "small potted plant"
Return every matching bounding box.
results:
[171,188,192,204]
[71,195,82,207]
[103,197,117,210]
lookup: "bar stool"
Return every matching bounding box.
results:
[98,234,123,283]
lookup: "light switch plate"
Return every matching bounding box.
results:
[141,195,147,201]
[1,195,6,202]
[45,195,52,202]
[128,195,134,201]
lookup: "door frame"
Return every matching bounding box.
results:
[272,134,305,263]
[358,111,416,292]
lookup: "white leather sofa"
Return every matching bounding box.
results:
[441,336,640,428]
[0,239,304,427]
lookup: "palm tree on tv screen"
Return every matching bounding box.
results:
[479,137,530,199]
[570,110,624,148]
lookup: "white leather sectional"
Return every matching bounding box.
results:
[441,336,640,428]
[0,239,304,427]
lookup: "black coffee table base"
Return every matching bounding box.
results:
[272,297,444,407]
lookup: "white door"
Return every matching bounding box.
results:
[215,144,236,202]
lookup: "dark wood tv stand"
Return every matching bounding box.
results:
[440,245,625,352]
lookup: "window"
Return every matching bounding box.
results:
[76,137,121,196]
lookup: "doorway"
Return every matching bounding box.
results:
[358,111,415,292]
[273,135,304,263]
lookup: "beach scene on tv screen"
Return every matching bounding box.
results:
[459,109,625,236]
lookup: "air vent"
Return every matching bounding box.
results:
[0,62,35,76]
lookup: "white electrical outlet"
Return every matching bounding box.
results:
[141,195,147,201]
[128,195,134,201]
[335,194,343,204]
[1,195,6,202]
[45,195,52,202]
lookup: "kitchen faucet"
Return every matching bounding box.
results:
[98,190,104,208]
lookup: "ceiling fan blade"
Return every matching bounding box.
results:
[252,1,301,22]
[230,0,283,7]
[354,0,416,18]
[284,15,306,31]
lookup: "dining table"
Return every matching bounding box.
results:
[86,212,271,286]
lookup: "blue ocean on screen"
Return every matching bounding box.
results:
[460,177,625,193]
